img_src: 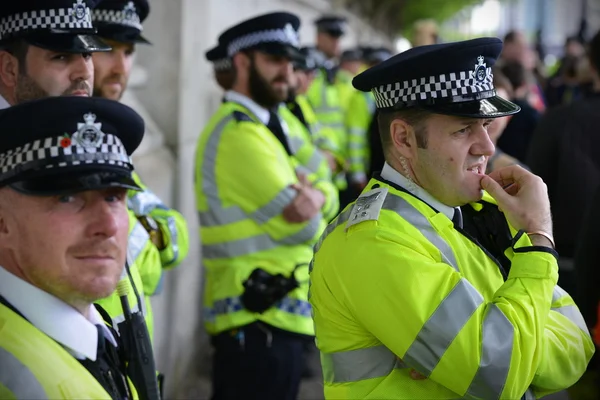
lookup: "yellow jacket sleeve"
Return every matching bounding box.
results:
[127,172,189,269]
[280,106,339,222]
[215,118,324,244]
[345,91,372,183]
[530,287,595,397]
[334,226,559,399]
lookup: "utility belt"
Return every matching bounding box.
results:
[240,264,306,314]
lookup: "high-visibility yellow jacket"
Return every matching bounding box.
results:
[100,173,189,341]
[0,303,139,399]
[279,104,339,222]
[291,95,345,173]
[307,69,348,190]
[310,179,594,399]
[335,68,356,114]
[96,212,159,339]
[345,90,376,184]
[195,100,327,337]
[128,172,189,282]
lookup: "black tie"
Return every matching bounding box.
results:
[77,325,130,399]
[287,100,309,131]
[452,208,463,229]
[266,109,293,156]
[96,324,106,357]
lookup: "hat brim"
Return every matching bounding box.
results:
[100,32,151,45]
[25,33,112,53]
[321,29,344,38]
[422,95,521,119]
[96,25,152,45]
[9,170,141,196]
[252,43,303,62]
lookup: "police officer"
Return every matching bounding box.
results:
[0,0,153,351]
[0,96,154,399]
[309,37,594,399]
[345,46,393,193]
[196,12,329,400]
[339,48,364,78]
[287,46,341,175]
[91,0,190,342]
[307,16,350,204]
[0,0,110,106]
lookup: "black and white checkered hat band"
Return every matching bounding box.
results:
[92,9,142,31]
[0,133,131,180]
[0,7,93,40]
[213,58,232,71]
[227,27,299,57]
[372,67,494,109]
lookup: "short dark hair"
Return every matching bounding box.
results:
[500,61,526,90]
[492,66,514,98]
[215,70,234,91]
[588,29,600,72]
[503,30,520,44]
[377,107,431,160]
[1,39,29,72]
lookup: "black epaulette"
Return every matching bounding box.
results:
[233,110,253,122]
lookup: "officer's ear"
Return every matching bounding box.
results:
[389,117,419,160]
[232,52,251,73]
[0,50,22,88]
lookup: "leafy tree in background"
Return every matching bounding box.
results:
[337,0,486,38]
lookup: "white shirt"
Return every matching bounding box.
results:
[224,90,269,124]
[0,267,116,361]
[223,90,292,142]
[380,162,461,223]
[0,95,10,110]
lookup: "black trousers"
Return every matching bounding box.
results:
[210,322,305,400]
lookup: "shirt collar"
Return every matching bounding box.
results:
[380,162,457,221]
[0,267,117,361]
[0,95,10,110]
[224,90,270,124]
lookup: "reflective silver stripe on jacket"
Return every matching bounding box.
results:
[128,189,167,215]
[203,295,311,323]
[0,347,47,399]
[552,285,568,303]
[550,285,589,333]
[321,345,405,384]
[127,221,150,266]
[465,304,514,399]
[315,80,342,114]
[317,191,517,398]
[202,212,322,260]
[197,115,306,230]
[198,114,322,259]
[288,136,303,153]
[314,192,459,272]
[403,278,484,378]
[552,305,589,333]
[305,148,325,173]
[250,187,296,225]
